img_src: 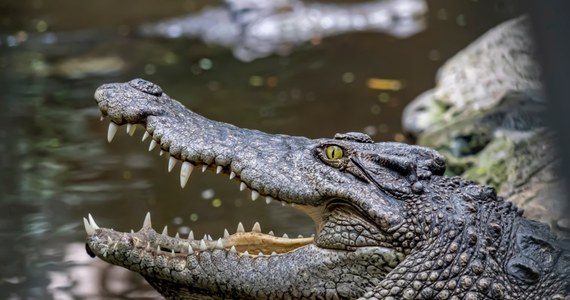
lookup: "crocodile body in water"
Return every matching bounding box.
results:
[84,78,569,299]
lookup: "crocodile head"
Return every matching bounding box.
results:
[85,79,569,299]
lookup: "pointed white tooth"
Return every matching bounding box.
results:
[230,245,237,253]
[100,115,104,121]
[229,171,236,180]
[107,122,119,143]
[268,230,274,236]
[216,238,223,249]
[265,196,273,204]
[146,242,151,250]
[88,214,100,230]
[180,161,194,188]
[202,165,207,172]
[258,251,263,256]
[162,225,168,236]
[200,239,207,251]
[236,222,245,233]
[252,222,261,233]
[130,229,134,234]
[203,234,208,241]
[223,229,230,238]
[240,182,247,191]
[142,131,150,141]
[175,233,180,239]
[297,234,304,238]
[171,249,175,257]
[168,157,177,172]
[271,251,277,256]
[251,190,259,201]
[107,236,113,244]
[156,245,161,254]
[142,212,152,229]
[282,233,289,238]
[83,218,95,235]
[149,139,158,151]
[243,250,250,257]
[126,123,136,136]
[188,244,193,253]
[207,234,213,241]
[159,150,164,156]
[216,166,222,174]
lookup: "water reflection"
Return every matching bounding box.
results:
[0,0,516,298]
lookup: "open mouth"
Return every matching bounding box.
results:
[84,119,321,257]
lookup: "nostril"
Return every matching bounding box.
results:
[128,78,163,96]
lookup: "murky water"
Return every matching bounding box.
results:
[0,0,516,298]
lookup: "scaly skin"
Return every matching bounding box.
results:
[85,79,569,299]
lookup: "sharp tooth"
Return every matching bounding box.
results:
[188,230,194,240]
[162,226,168,236]
[180,161,194,188]
[240,182,247,191]
[107,122,119,143]
[236,222,244,233]
[100,116,104,121]
[171,249,175,257]
[265,196,273,204]
[126,123,136,136]
[159,150,164,156]
[215,238,223,249]
[243,251,250,257]
[200,239,207,251]
[149,140,158,151]
[202,165,207,172]
[207,234,213,241]
[252,222,261,233]
[168,157,177,172]
[188,244,193,253]
[297,234,304,238]
[258,251,263,256]
[271,251,277,256]
[146,242,151,250]
[156,245,161,254]
[230,245,237,253]
[142,131,150,141]
[251,191,259,201]
[175,233,180,239]
[130,229,134,234]
[216,166,222,174]
[203,234,208,241]
[223,229,230,238]
[282,233,289,238]
[107,236,113,244]
[229,171,236,180]
[83,218,95,235]
[88,214,100,230]
[142,212,152,229]
[268,230,274,236]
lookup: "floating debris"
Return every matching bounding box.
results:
[366,78,402,91]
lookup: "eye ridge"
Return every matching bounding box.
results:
[325,145,344,160]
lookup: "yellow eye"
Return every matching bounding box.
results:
[326,145,344,160]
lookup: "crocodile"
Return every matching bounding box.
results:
[84,78,569,299]
[138,0,427,62]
